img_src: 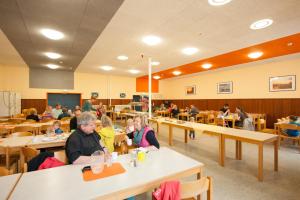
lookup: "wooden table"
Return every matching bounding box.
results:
[155,118,278,181]
[9,147,204,200]
[156,110,170,117]
[0,173,22,200]
[177,112,190,121]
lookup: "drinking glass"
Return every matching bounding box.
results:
[91,150,105,174]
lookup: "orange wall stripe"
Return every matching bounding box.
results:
[136,77,159,93]
[138,33,300,80]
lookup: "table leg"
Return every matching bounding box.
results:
[235,141,242,160]
[169,125,173,146]
[184,129,188,143]
[274,139,278,171]
[197,167,202,200]
[157,122,160,135]
[219,135,225,166]
[258,143,264,181]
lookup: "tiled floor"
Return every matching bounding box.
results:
[136,123,300,200]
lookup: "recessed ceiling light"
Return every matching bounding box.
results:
[250,19,273,30]
[46,64,59,69]
[117,55,128,60]
[40,29,64,40]
[153,75,161,79]
[202,63,212,69]
[100,66,113,71]
[45,52,61,59]
[129,69,140,74]
[151,61,160,66]
[208,0,232,6]
[142,35,161,46]
[287,42,293,46]
[248,51,263,59]
[182,47,199,55]
[173,71,181,76]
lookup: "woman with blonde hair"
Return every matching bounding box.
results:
[26,108,40,122]
[127,115,160,149]
[98,115,115,153]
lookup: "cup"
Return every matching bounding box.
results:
[137,151,145,162]
[127,138,132,146]
[91,150,105,174]
[111,152,118,160]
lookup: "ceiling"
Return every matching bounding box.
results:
[77,0,300,76]
[0,0,124,71]
[0,0,300,76]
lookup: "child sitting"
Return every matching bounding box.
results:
[189,117,195,140]
[125,118,135,136]
[99,115,115,153]
[49,120,63,135]
[287,115,300,137]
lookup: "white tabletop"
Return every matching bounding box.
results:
[10,147,203,200]
[0,137,33,148]
[0,173,21,200]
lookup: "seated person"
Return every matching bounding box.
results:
[98,115,115,153]
[96,102,105,119]
[159,103,166,111]
[189,105,199,117]
[125,118,135,135]
[65,112,107,164]
[49,120,63,134]
[220,104,230,117]
[287,115,300,137]
[52,104,62,119]
[127,115,160,149]
[171,104,179,118]
[69,109,81,131]
[42,105,53,120]
[235,107,248,127]
[26,108,40,122]
[57,108,71,120]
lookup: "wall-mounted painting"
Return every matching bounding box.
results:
[120,93,126,98]
[217,81,233,94]
[269,75,296,92]
[185,85,196,95]
[91,92,99,98]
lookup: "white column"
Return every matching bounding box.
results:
[148,57,152,118]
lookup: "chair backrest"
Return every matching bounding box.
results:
[54,150,68,164]
[13,126,35,133]
[0,167,11,176]
[181,177,212,200]
[7,119,25,124]
[23,119,37,123]
[21,147,40,172]
[39,125,52,134]
[10,132,33,137]
[61,117,71,121]
[279,123,299,131]
[60,124,70,132]
[40,118,53,123]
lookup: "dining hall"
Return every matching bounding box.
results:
[0,0,300,200]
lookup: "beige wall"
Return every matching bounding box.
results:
[0,65,136,99]
[159,55,300,99]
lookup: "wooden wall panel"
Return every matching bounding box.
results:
[21,99,46,114]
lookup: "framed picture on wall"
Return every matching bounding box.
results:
[185,85,196,95]
[91,92,99,98]
[269,75,296,92]
[217,81,233,94]
[120,93,126,98]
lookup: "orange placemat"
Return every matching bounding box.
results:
[82,162,126,181]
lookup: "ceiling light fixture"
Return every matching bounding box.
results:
[250,19,273,30]
[45,52,62,59]
[153,75,161,79]
[46,64,59,69]
[142,35,161,46]
[40,28,64,40]
[117,55,128,60]
[100,65,113,71]
[173,71,181,76]
[208,0,232,6]
[129,69,140,74]
[151,61,160,66]
[182,47,199,55]
[248,51,263,59]
[202,63,212,69]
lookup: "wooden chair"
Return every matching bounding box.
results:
[0,166,13,176]
[181,177,213,200]
[21,147,40,172]
[10,132,33,137]
[60,124,70,133]
[40,118,53,123]
[278,124,300,147]
[207,114,215,124]
[39,125,52,134]
[61,117,71,121]
[54,150,68,164]
[7,119,25,124]
[23,119,37,123]
[214,118,228,127]
[13,126,35,133]
[196,113,205,123]
[0,147,18,174]
[258,119,274,134]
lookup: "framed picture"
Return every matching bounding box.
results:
[217,81,233,94]
[120,93,126,98]
[91,92,98,98]
[185,85,196,95]
[269,75,296,92]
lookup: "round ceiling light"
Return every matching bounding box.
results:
[100,65,113,71]
[172,71,181,76]
[40,29,64,40]
[45,52,61,59]
[182,47,199,55]
[248,51,263,59]
[142,35,162,46]
[117,55,128,60]
[153,75,161,79]
[208,0,232,6]
[46,64,59,69]
[202,63,213,69]
[151,61,160,66]
[250,19,273,30]
[129,69,140,74]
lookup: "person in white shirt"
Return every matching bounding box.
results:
[52,104,63,119]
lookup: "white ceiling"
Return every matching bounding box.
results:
[77,0,300,76]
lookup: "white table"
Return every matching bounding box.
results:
[10,147,203,200]
[0,173,21,200]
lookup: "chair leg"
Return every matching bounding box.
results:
[207,176,213,200]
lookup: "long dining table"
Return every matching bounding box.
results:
[8,147,204,200]
[150,117,278,181]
